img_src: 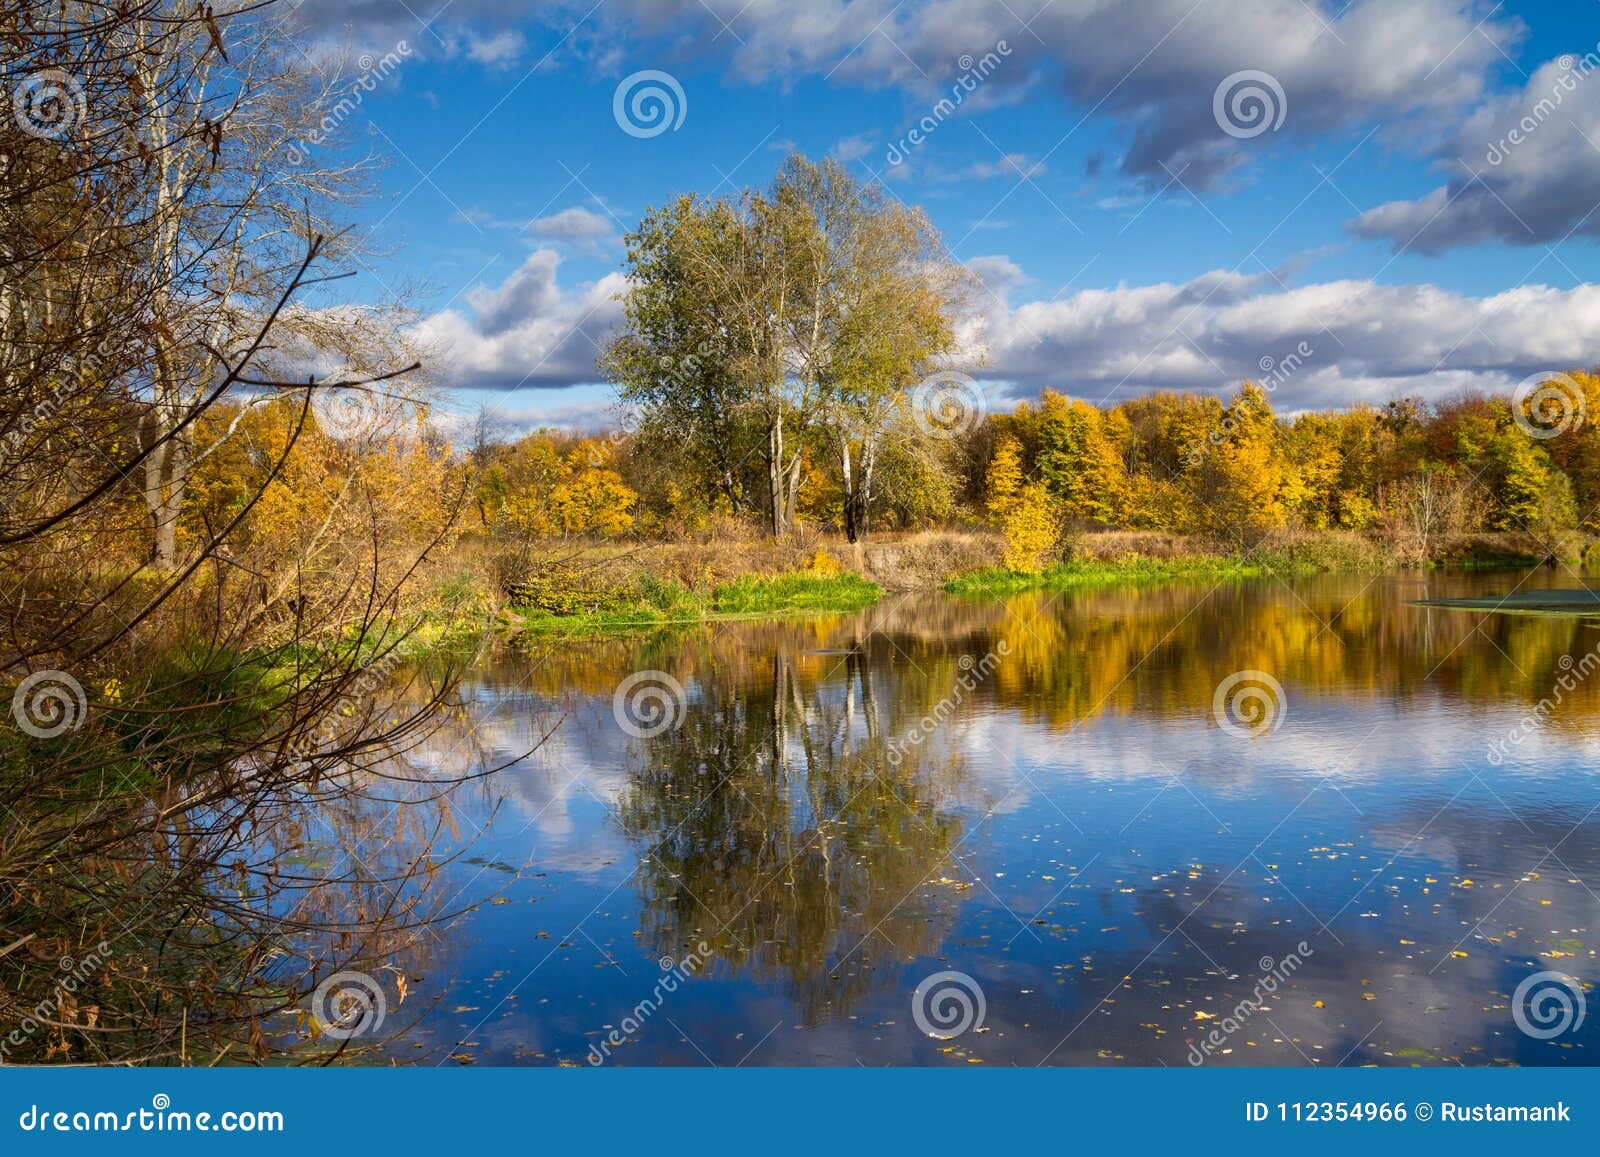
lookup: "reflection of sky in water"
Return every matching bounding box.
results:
[383,571,1600,1067]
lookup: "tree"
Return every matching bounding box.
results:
[0,1,484,1064]
[772,156,975,541]
[117,3,419,568]
[604,187,805,537]
[985,434,1024,521]
[1001,483,1060,573]
[600,196,760,516]
[1036,392,1129,526]
[603,154,975,541]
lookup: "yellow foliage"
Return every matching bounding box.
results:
[985,434,1024,522]
[1002,483,1059,574]
[809,548,843,576]
[496,438,638,537]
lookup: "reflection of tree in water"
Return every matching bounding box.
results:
[616,644,968,1024]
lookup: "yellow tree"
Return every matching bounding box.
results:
[1035,392,1130,526]
[985,434,1024,522]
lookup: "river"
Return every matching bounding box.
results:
[376,568,1600,1066]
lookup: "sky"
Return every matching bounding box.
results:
[284,0,1600,431]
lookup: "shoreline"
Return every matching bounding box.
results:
[497,529,1584,638]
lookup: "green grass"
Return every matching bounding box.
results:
[944,554,1291,597]
[945,533,1395,598]
[512,566,883,636]
[513,570,882,637]
[710,572,880,614]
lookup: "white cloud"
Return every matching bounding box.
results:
[978,269,1600,408]
[527,206,620,253]
[465,29,526,67]
[415,248,1600,408]
[296,0,1515,191]
[413,250,626,390]
[1353,54,1600,253]
[954,152,1045,181]
[832,133,876,162]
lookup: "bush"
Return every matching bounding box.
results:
[1000,483,1060,574]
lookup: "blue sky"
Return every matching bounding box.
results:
[288,0,1600,428]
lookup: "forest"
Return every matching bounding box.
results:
[3,0,1594,1067]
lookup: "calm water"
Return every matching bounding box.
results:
[378,569,1600,1066]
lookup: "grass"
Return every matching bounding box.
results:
[513,571,883,636]
[711,572,880,614]
[945,531,1397,597]
[945,554,1307,597]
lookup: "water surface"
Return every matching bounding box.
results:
[383,569,1600,1066]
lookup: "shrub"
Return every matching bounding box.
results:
[1001,483,1060,574]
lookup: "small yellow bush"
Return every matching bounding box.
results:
[1001,483,1059,574]
[809,547,843,576]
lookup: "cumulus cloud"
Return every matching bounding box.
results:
[1353,54,1600,253]
[527,206,620,253]
[412,249,625,389]
[608,0,1514,188]
[413,248,1600,407]
[979,269,1600,408]
[292,0,1515,192]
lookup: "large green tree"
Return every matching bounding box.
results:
[602,154,975,539]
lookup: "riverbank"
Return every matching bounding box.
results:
[489,527,1589,637]
[511,569,882,637]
